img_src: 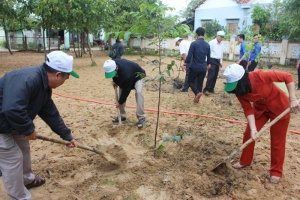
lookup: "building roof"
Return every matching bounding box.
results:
[192,0,251,12]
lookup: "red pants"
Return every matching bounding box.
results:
[239,112,290,177]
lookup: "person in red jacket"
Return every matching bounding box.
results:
[223,64,299,183]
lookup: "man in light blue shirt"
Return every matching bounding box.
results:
[247,34,261,71]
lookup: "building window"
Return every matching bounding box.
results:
[227,19,239,34]
[201,20,212,28]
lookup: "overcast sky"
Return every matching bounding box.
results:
[161,0,191,15]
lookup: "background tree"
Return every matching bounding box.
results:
[204,19,224,38]
[264,0,284,41]
[32,0,110,65]
[280,0,300,42]
[181,0,197,20]
[64,0,110,65]
[251,5,271,35]
[104,0,157,32]
[0,0,31,54]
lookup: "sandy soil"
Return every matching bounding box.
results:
[1,50,300,200]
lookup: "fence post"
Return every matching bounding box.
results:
[280,38,288,65]
[228,35,236,61]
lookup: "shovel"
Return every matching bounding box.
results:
[37,135,119,164]
[114,87,123,126]
[212,107,291,174]
[173,59,183,89]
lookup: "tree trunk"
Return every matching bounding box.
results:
[3,25,13,55]
[77,34,81,57]
[42,26,47,60]
[84,28,96,66]
[22,30,28,50]
[48,28,51,52]
[72,36,78,58]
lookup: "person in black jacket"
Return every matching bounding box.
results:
[110,38,124,59]
[0,51,79,199]
[103,59,146,128]
[185,27,211,103]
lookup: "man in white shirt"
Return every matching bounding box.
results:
[174,37,195,92]
[203,31,225,95]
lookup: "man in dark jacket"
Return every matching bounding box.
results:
[0,51,79,200]
[110,38,124,59]
[103,59,146,128]
[185,27,210,103]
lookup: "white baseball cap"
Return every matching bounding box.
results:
[174,37,182,45]
[103,60,116,78]
[217,31,225,37]
[45,51,79,78]
[223,64,245,92]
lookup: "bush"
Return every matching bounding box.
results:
[28,41,38,49]
[204,19,224,38]
[0,41,6,48]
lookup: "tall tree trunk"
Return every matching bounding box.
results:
[42,26,47,60]
[22,30,28,50]
[84,28,96,66]
[81,32,85,55]
[48,28,51,52]
[72,36,78,58]
[3,25,13,55]
[77,34,81,57]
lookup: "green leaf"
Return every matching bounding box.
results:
[156,144,165,152]
[152,66,158,71]
[135,72,146,79]
[160,75,166,84]
[165,70,170,76]
[124,32,131,42]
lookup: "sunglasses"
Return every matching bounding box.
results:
[219,36,224,38]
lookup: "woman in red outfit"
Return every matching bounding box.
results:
[223,64,299,183]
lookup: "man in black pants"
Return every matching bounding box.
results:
[247,34,261,72]
[203,31,225,95]
[185,27,210,103]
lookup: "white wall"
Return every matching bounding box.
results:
[0,27,5,43]
[194,0,271,32]
[128,37,300,64]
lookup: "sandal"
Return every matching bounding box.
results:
[270,176,280,184]
[112,116,126,123]
[25,175,46,189]
[194,93,202,103]
[232,162,247,169]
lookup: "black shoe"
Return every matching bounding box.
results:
[112,116,126,123]
[137,118,146,128]
[180,88,188,92]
